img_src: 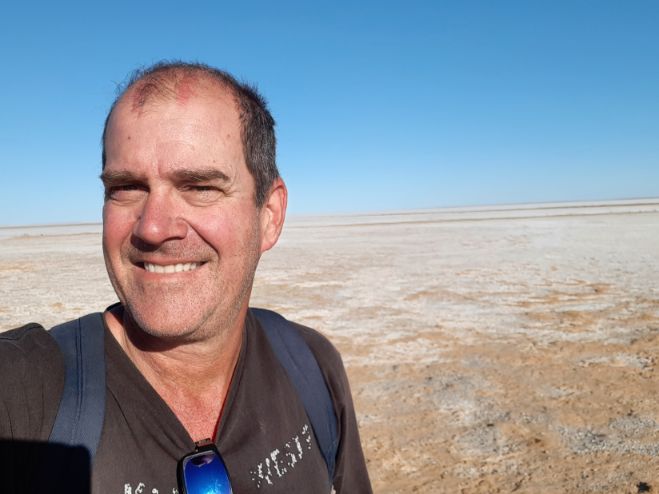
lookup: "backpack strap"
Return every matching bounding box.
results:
[49,312,106,460]
[252,308,339,485]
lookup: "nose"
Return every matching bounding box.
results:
[132,190,188,246]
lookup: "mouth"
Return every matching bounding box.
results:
[140,261,205,274]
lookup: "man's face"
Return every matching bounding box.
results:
[102,84,267,340]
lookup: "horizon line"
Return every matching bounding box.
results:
[1,196,658,230]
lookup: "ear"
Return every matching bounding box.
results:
[259,178,288,253]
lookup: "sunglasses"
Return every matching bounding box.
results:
[177,439,233,494]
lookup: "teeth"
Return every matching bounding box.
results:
[144,262,201,273]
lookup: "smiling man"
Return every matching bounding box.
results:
[0,62,372,493]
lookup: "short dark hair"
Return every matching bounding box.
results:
[101,61,279,207]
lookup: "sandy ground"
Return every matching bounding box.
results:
[1,199,658,493]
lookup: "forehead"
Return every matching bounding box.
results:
[104,81,244,168]
[111,77,240,129]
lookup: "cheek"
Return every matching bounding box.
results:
[102,207,134,252]
[190,210,260,253]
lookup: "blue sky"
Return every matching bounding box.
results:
[1,1,658,226]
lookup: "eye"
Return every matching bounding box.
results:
[105,184,147,202]
[181,184,224,203]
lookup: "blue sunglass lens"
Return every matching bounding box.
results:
[181,449,232,494]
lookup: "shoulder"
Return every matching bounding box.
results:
[248,308,351,402]
[288,320,353,406]
[289,321,345,373]
[247,308,345,370]
[0,323,65,440]
[0,323,60,367]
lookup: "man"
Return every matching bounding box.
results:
[0,62,372,493]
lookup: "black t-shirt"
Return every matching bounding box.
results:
[0,309,372,493]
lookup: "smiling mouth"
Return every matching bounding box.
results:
[142,262,204,274]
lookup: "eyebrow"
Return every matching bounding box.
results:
[100,168,231,186]
[100,170,141,187]
[171,168,231,184]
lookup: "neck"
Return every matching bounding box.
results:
[104,305,245,440]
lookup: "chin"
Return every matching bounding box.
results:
[124,300,208,342]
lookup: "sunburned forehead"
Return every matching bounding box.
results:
[125,71,235,114]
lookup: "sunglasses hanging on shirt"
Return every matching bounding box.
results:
[177,439,233,494]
